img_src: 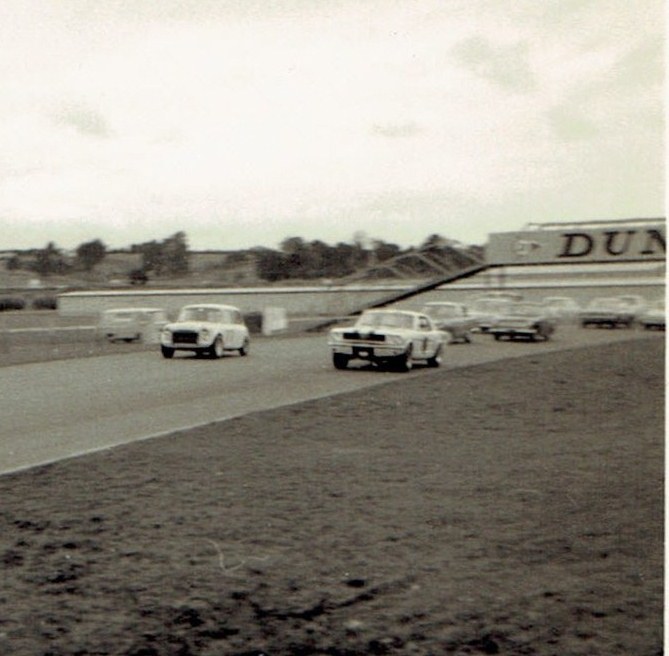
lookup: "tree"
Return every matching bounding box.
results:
[131,232,190,277]
[33,242,70,277]
[75,239,106,271]
[162,231,189,275]
[5,254,21,271]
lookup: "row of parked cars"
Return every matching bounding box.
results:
[417,293,665,341]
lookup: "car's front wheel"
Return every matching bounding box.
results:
[394,345,413,372]
[333,353,349,370]
[426,345,442,368]
[161,346,175,359]
[210,336,225,359]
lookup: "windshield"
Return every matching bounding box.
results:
[105,311,135,321]
[356,311,414,329]
[179,307,227,322]
[470,299,509,314]
[544,298,574,308]
[588,298,621,310]
[422,305,461,319]
[501,303,543,317]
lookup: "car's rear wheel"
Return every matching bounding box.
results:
[161,346,175,359]
[239,338,250,356]
[210,336,224,359]
[333,353,349,370]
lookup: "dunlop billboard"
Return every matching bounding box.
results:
[487,224,666,266]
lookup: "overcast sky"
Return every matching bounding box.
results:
[0,0,664,251]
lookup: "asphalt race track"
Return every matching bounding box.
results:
[0,326,658,474]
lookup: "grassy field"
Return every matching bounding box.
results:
[0,338,663,655]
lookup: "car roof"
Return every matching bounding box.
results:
[104,307,164,313]
[180,303,240,311]
[363,308,423,316]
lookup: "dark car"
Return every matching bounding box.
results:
[579,297,635,328]
[489,302,556,342]
[420,302,476,343]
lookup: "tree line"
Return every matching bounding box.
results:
[5,231,475,282]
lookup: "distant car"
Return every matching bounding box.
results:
[579,298,635,328]
[489,302,556,342]
[160,304,250,359]
[420,302,476,343]
[327,309,445,371]
[466,298,514,333]
[542,296,581,323]
[98,308,168,343]
[616,294,648,316]
[638,299,665,330]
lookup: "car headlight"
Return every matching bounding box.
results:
[385,334,404,345]
[200,328,211,341]
[161,328,171,337]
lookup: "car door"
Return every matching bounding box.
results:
[414,315,438,358]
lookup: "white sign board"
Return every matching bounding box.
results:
[487,224,665,266]
[262,307,288,335]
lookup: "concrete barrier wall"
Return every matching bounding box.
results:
[58,279,664,320]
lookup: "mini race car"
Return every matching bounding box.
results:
[160,303,250,359]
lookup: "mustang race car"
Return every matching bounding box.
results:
[160,303,250,359]
[328,309,445,371]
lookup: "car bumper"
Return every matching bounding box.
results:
[330,344,407,359]
[489,327,539,337]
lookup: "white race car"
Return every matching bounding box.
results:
[328,309,445,371]
[160,303,250,359]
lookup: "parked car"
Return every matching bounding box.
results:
[489,302,556,341]
[160,304,250,359]
[616,294,648,316]
[638,299,666,330]
[466,298,514,333]
[327,309,445,371]
[97,308,169,343]
[420,302,476,343]
[541,296,581,323]
[579,297,636,328]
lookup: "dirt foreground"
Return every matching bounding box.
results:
[0,338,663,655]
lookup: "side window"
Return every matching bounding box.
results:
[233,311,243,325]
[418,316,431,331]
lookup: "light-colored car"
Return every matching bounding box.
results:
[466,297,514,333]
[617,294,648,316]
[328,309,445,371]
[97,308,169,343]
[489,302,556,341]
[638,299,665,330]
[420,302,476,343]
[160,303,250,359]
[579,297,635,328]
[542,296,581,323]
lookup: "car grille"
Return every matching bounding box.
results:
[342,332,386,342]
[172,330,199,345]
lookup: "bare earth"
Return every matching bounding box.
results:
[0,338,663,656]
